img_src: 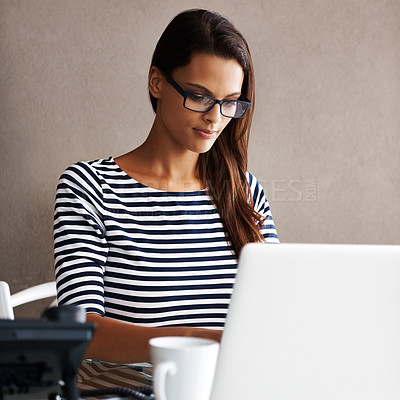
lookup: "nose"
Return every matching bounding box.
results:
[203,102,222,124]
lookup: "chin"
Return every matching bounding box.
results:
[191,142,217,154]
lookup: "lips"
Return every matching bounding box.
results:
[193,128,217,139]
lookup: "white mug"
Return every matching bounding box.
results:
[150,336,220,400]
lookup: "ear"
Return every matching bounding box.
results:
[148,66,163,99]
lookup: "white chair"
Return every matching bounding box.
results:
[0,280,57,319]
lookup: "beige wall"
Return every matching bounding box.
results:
[1,0,399,317]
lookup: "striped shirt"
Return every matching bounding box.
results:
[54,157,279,329]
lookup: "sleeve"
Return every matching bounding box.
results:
[247,173,280,244]
[53,161,109,315]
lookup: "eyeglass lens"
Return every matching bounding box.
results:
[184,93,248,118]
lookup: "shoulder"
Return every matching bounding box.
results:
[59,157,123,185]
[62,157,116,176]
[246,172,262,189]
[57,157,121,202]
[246,172,272,214]
[246,172,267,199]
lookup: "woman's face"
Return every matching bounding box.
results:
[152,53,244,154]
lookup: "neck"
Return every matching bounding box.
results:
[141,123,200,179]
[115,119,204,192]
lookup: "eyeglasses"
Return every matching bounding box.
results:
[162,71,251,119]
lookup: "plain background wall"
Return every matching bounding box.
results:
[1,0,399,317]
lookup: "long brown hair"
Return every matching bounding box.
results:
[149,9,265,258]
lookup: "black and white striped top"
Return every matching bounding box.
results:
[54,157,279,329]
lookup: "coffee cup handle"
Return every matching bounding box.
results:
[153,361,177,400]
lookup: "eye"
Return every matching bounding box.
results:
[187,92,208,104]
[223,101,237,110]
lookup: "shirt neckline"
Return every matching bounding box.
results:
[108,156,208,195]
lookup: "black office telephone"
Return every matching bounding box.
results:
[0,306,154,400]
[0,306,95,400]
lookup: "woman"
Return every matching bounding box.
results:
[54,8,278,388]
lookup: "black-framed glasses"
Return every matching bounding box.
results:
[162,71,251,119]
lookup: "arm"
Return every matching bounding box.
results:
[85,313,222,363]
[54,162,108,315]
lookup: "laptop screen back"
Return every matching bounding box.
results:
[211,243,400,400]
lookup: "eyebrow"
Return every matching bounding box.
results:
[185,82,242,98]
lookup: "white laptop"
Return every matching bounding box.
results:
[210,243,400,400]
